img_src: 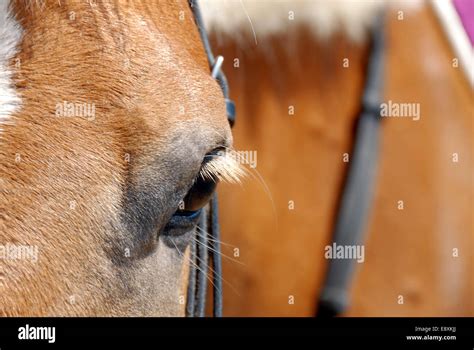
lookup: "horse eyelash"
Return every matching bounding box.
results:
[198,151,246,184]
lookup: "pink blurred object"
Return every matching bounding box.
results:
[453,0,474,45]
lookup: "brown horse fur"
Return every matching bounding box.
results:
[0,0,238,316]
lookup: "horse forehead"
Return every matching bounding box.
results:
[148,32,220,107]
[25,1,225,130]
[124,13,228,136]
[95,4,226,129]
[1,0,228,152]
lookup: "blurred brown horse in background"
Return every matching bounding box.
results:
[203,0,473,316]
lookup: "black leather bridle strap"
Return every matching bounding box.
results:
[185,236,197,316]
[194,208,209,317]
[186,0,233,318]
[316,12,386,317]
[209,193,223,317]
[188,0,235,126]
[185,206,210,317]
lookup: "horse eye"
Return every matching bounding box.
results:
[174,150,220,215]
[181,172,217,213]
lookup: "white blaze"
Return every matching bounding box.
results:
[0,0,22,136]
